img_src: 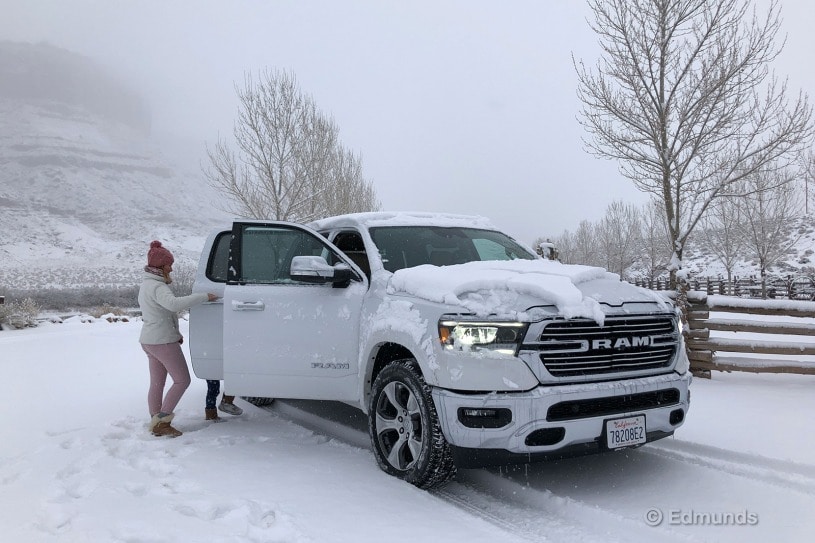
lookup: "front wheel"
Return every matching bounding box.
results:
[368,359,456,489]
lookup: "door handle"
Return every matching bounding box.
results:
[232,300,265,311]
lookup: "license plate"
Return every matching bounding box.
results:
[605,415,646,449]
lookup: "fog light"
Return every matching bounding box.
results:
[669,409,684,425]
[458,407,512,429]
[525,427,566,446]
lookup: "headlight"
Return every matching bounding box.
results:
[438,318,527,356]
[675,309,684,335]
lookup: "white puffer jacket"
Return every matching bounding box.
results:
[138,273,209,345]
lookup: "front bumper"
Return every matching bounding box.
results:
[431,371,691,468]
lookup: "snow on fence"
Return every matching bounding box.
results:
[685,291,815,377]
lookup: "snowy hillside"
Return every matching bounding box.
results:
[0,42,227,289]
[682,215,815,281]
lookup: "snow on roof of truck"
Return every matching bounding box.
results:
[308,211,497,231]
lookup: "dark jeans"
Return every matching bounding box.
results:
[205,379,220,409]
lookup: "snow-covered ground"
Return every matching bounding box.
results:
[2,317,814,542]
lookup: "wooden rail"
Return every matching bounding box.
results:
[685,292,815,377]
[633,275,815,300]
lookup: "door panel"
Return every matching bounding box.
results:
[189,230,230,379]
[189,298,224,379]
[222,223,365,401]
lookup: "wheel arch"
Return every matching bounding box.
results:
[361,341,419,413]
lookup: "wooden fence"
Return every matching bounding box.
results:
[685,292,815,377]
[632,275,815,300]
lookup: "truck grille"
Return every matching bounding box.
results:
[547,388,681,421]
[533,315,677,377]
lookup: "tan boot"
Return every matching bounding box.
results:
[152,413,182,437]
[148,414,161,432]
[205,408,222,421]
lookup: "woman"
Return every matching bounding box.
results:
[138,240,217,437]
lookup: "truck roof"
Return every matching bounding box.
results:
[308,211,497,232]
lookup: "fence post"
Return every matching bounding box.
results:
[684,292,712,379]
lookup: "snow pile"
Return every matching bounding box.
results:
[310,211,498,231]
[388,259,619,321]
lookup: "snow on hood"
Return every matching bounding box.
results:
[387,259,660,323]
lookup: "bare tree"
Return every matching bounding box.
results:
[552,231,576,264]
[802,149,815,215]
[575,0,812,294]
[596,200,641,277]
[321,147,380,217]
[570,220,602,267]
[204,69,380,221]
[699,192,746,285]
[168,260,196,297]
[737,167,802,298]
[638,199,673,282]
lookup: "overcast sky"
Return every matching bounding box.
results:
[3,0,814,244]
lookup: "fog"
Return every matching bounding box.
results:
[3,0,814,244]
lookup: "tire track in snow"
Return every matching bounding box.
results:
[264,400,698,543]
[435,471,701,543]
[265,400,815,542]
[431,484,546,542]
[644,439,815,496]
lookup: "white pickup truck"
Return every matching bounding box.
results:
[190,212,691,488]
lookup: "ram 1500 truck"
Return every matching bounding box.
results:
[190,212,691,488]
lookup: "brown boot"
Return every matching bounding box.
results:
[205,408,222,421]
[152,413,182,437]
[149,413,161,432]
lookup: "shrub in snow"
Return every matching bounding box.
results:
[90,305,127,318]
[63,315,96,324]
[100,312,130,323]
[0,297,41,328]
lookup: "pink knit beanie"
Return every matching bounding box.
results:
[147,240,174,268]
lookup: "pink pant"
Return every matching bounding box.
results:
[142,342,191,416]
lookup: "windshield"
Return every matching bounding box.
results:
[369,226,536,272]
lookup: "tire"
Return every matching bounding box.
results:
[241,396,275,407]
[368,359,456,489]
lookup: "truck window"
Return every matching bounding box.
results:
[332,231,371,279]
[472,238,531,261]
[369,226,536,272]
[239,226,331,284]
[206,231,231,282]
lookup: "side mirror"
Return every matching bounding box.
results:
[290,256,352,286]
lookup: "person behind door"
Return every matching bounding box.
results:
[138,240,218,437]
[204,380,243,421]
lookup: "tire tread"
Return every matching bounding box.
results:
[369,359,456,489]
